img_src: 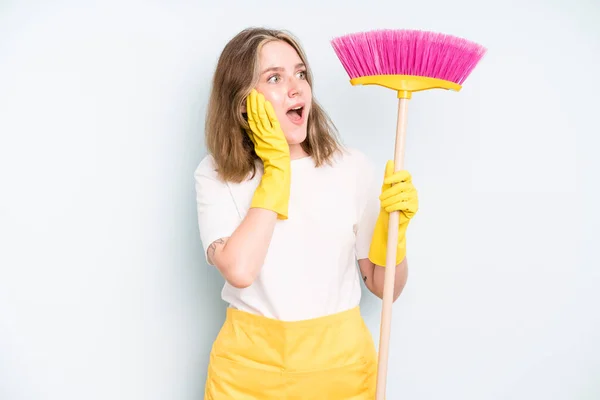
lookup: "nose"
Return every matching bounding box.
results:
[288,78,302,98]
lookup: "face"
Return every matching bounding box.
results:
[254,40,312,145]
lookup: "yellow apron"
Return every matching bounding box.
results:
[204,306,377,399]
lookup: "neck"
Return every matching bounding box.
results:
[289,143,309,160]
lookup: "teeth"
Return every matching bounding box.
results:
[290,106,302,110]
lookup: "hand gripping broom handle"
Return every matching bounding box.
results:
[376,96,409,400]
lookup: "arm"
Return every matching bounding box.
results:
[358,258,408,302]
[208,208,277,288]
[207,90,290,289]
[361,159,418,300]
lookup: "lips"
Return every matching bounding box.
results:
[286,102,305,124]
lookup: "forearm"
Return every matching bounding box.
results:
[360,258,408,301]
[374,258,408,301]
[210,207,277,288]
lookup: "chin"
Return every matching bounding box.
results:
[284,127,308,145]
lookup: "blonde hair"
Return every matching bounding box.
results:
[205,27,344,183]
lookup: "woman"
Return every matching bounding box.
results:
[195,27,418,399]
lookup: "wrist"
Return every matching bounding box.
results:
[368,212,409,267]
[251,158,291,220]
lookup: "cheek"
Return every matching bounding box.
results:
[258,89,287,121]
[260,89,284,104]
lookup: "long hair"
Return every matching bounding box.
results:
[205,27,344,183]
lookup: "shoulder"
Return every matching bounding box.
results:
[193,155,238,222]
[193,154,233,199]
[194,154,219,181]
[194,154,262,183]
[193,154,236,186]
[194,153,261,206]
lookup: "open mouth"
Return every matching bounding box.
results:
[286,105,304,123]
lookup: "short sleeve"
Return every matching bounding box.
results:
[354,151,382,260]
[194,156,242,265]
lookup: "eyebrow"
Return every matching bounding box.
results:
[261,63,306,75]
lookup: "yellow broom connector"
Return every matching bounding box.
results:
[350,74,462,99]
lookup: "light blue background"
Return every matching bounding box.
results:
[1,0,598,398]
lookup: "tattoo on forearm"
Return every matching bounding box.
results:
[208,238,225,260]
[363,275,367,283]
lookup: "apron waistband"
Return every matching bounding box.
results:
[225,305,362,330]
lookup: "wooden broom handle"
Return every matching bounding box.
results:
[376,96,409,400]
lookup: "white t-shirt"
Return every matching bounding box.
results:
[194,147,381,321]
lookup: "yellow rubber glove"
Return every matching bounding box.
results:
[246,89,291,220]
[368,160,419,267]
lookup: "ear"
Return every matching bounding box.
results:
[241,100,247,113]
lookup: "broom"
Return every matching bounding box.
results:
[330,29,486,399]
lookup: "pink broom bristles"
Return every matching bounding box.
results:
[331,29,487,85]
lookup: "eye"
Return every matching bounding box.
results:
[267,74,280,83]
[297,70,307,79]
